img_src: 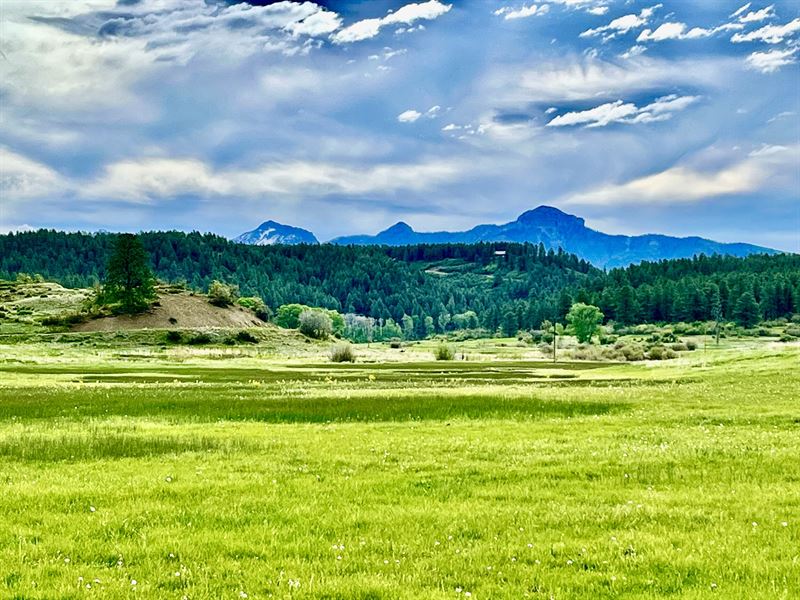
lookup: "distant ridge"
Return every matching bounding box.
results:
[234,206,777,268]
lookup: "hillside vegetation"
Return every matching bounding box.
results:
[1,231,798,337]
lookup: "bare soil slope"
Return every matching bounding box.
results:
[74,293,265,331]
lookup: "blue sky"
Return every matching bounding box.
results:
[1,0,798,250]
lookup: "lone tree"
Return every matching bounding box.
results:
[566,302,604,343]
[103,234,156,314]
[733,291,760,328]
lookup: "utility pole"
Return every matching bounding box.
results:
[553,320,557,363]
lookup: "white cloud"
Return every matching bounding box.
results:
[637,21,743,42]
[332,1,451,43]
[0,147,64,199]
[481,56,734,118]
[580,5,661,40]
[547,94,699,128]
[284,10,343,37]
[565,145,798,205]
[738,5,776,23]
[494,4,550,20]
[731,18,800,43]
[619,45,647,59]
[731,3,752,18]
[548,100,639,127]
[587,7,609,16]
[745,47,798,73]
[82,157,466,201]
[398,109,423,123]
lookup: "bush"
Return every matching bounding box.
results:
[389,339,402,349]
[207,280,239,307]
[685,340,698,351]
[647,345,667,360]
[671,343,688,352]
[237,296,272,321]
[615,341,645,361]
[330,342,356,363]
[187,332,212,345]
[236,330,259,343]
[299,310,333,339]
[433,343,455,361]
[165,330,182,343]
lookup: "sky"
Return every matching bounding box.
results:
[0,0,798,251]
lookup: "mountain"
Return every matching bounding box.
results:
[330,206,776,268]
[233,220,318,246]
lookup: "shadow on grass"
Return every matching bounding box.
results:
[0,431,251,461]
[0,385,625,423]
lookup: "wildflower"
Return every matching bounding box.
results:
[64,558,70,564]
[455,587,462,593]
[89,506,96,513]
[711,582,718,590]
[781,521,788,527]
[239,592,248,598]
[174,571,181,577]
[336,555,342,561]
[131,580,137,586]
[465,593,472,598]
[165,476,173,483]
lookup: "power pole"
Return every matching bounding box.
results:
[553,320,557,363]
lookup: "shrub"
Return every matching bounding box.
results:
[647,345,667,360]
[187,332,212,345]
[671,343,688,352]
[236,330,258,343]
[168,317,178,325]
[389,339,402,349]
[165,330,182,343]
[330,342,356,363]
[237,296,272,321]
[434,343,455,361]
[207,280,239,307]
[299,310,333,339]
[616,341,645,361]
[685,340,698,351]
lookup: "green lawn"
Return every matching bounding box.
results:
[0,342,798,599]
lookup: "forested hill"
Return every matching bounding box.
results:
[1,230,798,333]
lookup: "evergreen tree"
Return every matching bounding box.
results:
[733,291,760,328]
[103,234,156,314]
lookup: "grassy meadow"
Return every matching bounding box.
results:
[0,333,798,599]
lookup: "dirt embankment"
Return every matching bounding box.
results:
[73,293,265,331]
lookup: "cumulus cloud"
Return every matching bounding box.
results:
[580,5,661,40]
[547,94,699,128]
[738,5,776,23]
[398,109,423,123]
[731,18,800,43]
[494,4,550,20]
[745,47,798,73]
[637,21,743,42]
[332,1,451,44]
[566,144,798,205]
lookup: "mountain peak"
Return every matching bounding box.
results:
[233,220,318,246]
[516,205,585,227]
[383,221,414,235]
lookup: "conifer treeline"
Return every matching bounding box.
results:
[1,230,798,334]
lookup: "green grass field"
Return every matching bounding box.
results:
[0,339,798,599]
